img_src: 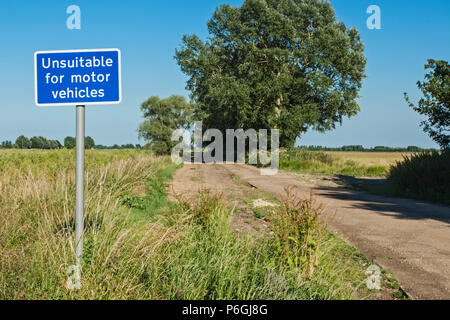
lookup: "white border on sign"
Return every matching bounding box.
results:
[34,48,122,107]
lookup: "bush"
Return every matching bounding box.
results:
[388,150,450,205]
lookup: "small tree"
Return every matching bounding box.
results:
[138,95,193,155]
[85,136,95,149]
[15,135,31,149]
[64,136,76,149]
[405,59,449,149]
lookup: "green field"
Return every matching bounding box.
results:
[0,149,402,299]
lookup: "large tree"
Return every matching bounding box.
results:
[405,59,449,149]
[138,95,193,155]
[175,0,366,147]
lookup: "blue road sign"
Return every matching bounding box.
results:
[34,48,121,106]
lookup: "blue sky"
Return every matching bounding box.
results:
[0,0,448,147]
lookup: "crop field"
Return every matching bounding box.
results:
[279,149,408,177]
[325,152,408,168]
[0,149,403,300]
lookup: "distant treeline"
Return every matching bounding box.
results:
[0,135,142,150]
[298,145,438,152]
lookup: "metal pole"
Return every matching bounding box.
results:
[75,105,85,272]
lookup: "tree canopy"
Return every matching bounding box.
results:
[15,135,31,149]
[175,0,366,147]
[405,59,450,149]
[138,95,193,155]
[64,136,95,149]
[85,136,95,149]
[64,136,76,149]
[30,136,61,149]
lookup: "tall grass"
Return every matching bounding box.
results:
[0,149,372,299]
[280,148,388,177]
[388,150,450,205]
[0,149,168,299]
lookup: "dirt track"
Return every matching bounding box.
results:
[171,163,450,300]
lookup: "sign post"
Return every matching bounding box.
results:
[34,48,122,286]
[75,105,85,271]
